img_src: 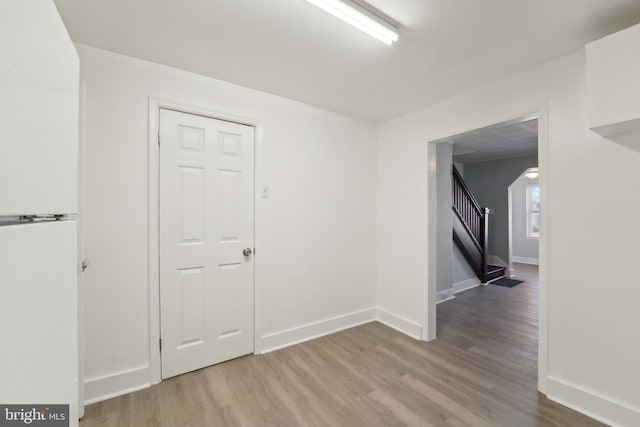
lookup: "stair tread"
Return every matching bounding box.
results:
[486,265,505,273]
[483,265,506,283]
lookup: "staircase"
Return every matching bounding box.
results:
[452,166,505,283]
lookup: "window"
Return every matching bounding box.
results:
[526,184,540,238]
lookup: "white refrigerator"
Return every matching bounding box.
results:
[0,1,80,426]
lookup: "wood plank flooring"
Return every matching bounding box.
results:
[81,264,604,426]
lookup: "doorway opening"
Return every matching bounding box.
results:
[428,111,547,391]
[508,168,540,272]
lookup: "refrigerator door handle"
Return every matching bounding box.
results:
[19,214,68,222]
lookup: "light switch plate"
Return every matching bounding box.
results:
[261,185,270,198]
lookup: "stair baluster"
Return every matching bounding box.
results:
[451,166,504,283]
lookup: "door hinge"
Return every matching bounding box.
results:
[157,129,161,145]
[159,338,162,352]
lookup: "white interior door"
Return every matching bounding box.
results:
[159,108,255,379]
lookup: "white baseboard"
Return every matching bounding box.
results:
[546,376,640,427]
[260,307,424,353]
[259,307,377,354]
[512,256,539,265]
[375,308,423,340]
[84,307,424,405]
[437,278,482,305]
[84,365,151,405]
[453,277,481,294]
[436,289,455,304]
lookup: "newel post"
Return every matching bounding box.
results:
[481,207,490,280]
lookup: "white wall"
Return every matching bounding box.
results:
[451,245,476,285]
[587,22,640,136]
[435,143,477,301]
[435,142,453,293]
[511,177,539,262]
[79,45,377,401]
[377,51,640,426]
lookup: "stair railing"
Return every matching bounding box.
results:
[452,165,489,279]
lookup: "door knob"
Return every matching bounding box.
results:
[243,248,253,256]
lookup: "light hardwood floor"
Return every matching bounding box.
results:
[81,264,604,426]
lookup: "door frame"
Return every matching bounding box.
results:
[77,80,87,418]
[147,97,263,385]
[426,104,549,394]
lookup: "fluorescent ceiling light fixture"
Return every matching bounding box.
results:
[305,0,399,45]
[525,167,539,179]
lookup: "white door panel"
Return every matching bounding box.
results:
[0,221,78,425]
[159,109,254,379]
[0,1,79,215]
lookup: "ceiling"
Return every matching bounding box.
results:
[54,0,640,122]
[450,118,538,164]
